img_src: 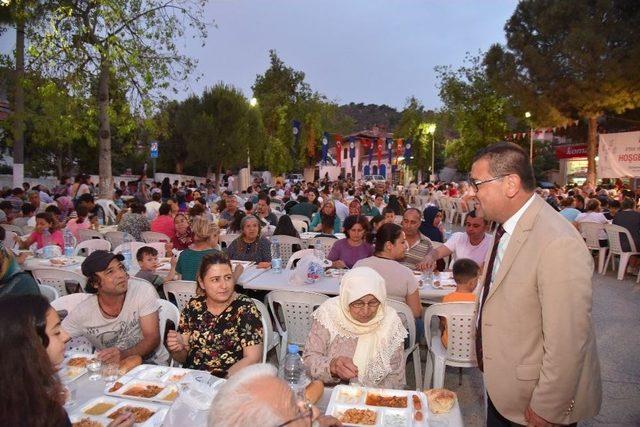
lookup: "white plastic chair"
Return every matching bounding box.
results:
[32,268,87,297]
[158,299,180,366]
[252,298,281,364]
[77,229,106,243]
[289,214,310,225]
[114,242,166,266]
[311,236,338,258]
[95,199,121,225]
[73,239,111,256]
[266,290,329,363]
[141,231,171,243]
[219,233,239,249]
[579,222,608,274]
[423,302,477,389]
[2,230,17,250]
[387,299,422,390]
[291,219,308,234]
[164,280,197,312]
[104,231,126,249]
[604,224,640,280]
[51,293,93,354]
[271,235,303,265]
[39,284,59,302]
[285,249,315,270]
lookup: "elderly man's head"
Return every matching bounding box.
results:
[27,191,40,207]
[208,364,311,427]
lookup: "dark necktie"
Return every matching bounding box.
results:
[476,225,505,372]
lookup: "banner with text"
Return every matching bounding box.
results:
[598,131,640,178]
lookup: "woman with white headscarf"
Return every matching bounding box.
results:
[302,267,407,388]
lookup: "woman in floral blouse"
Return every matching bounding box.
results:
[165,252,263,378]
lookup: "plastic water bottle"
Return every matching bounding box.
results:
[271,237,282,273]
[313,238,324,260]
[63,229,75,257]
[121,233,133,270]
[283,344,303,392]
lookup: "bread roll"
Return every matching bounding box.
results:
[304,380,324,404]
[118,355,142,375]
[425,388,456,414]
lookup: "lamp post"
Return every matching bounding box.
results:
[525,111,533,164]
[426,123,437,182]
[248,98,258,174]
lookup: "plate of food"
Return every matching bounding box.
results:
[48,256,84,267]
[104,401,167,425]
[105,379,178,404]
[62,352,95,381]
[230,260,255,268]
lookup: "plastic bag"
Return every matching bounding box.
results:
[288,254,331,285]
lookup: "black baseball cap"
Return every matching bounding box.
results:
[81,250,124,276]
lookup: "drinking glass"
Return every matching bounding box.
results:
[87,358,102,381]
[101,362,119,381]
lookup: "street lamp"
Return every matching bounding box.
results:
[247,97,258,173]
[426,123,437,182]
[525,112,533,164]
[249,97,258,107]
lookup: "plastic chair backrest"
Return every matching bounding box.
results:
[39,284,60,302]
[605,223,638,254]
[252,298,274,363]
[114,242,166,264]
[291,219,308,234]
[104,231,126,249]
[141,231,171,243]
[77,229,105,243]
[285,249,315,270]
[3,230,16,250]
[157,299,180,365]
[164,280,197,311]
[32,268,88,297]
[74,239,111,256]
[1,223,26,235]
[289,214,310,225]
[424,302,477,365]
[580,222,605,249]
[387,299,415,349]
[267,290,329,347]
[271,235,303,265]
[312,236,338,258]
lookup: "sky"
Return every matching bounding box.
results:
[0,0,518,110]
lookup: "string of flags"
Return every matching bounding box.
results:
[504,119,581,142]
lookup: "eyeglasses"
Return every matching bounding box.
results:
[468,175,508,192]
[350,299,381,309]
[277,402,313,427]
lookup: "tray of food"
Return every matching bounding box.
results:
[105,378,179,404]
[47,256,84,267]
[60,352,95,381]
[230,260,255,268]
[118,365,196,384]
[326,385,428,426]
[70,399,168,427]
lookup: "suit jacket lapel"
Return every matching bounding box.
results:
[486,196,544,301]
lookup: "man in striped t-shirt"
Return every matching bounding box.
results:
[400,208,434,270]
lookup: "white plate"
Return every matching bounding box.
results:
[46,256,84,267]
[106,378,178,404]
[63,352,95,380]
[75,397,121,418]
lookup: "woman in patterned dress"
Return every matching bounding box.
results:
[165,251,263,378]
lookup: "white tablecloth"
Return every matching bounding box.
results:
[241,269,454,301]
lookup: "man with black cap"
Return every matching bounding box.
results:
[62,250,168,364]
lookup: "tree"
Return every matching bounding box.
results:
[436,55,508,171]
[485,0,640,186]
[28,0,208,197]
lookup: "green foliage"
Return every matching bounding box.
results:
[436,55,508,171]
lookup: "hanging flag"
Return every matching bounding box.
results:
[292,120,301,144]
[386,138,393,166]
[377,139,383,167]
[321,132,329,164]
[404,139,412,165]
[335,134,342,167]
[395,139,403,162]
[367,139,374,165]
[348,136,356,164]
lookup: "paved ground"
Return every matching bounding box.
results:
[411,268,640,426]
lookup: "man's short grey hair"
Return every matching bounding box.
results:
[208,363,285,427]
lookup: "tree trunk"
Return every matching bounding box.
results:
[98,55,113,199]
[12,18,25,188]
[56,150,63,178]
[586,116,598,188]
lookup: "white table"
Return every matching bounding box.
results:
[241,269,455,301]
[236,265,269,285]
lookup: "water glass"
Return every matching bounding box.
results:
[87,358,102,381]
[62,382,77,406]
[101,362,119,381]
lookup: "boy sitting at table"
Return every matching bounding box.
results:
[439,258,479,348]
[135,246,174,297]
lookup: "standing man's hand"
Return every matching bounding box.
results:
[524,406,555,427]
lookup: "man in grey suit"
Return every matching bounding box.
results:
[469,142,601,426]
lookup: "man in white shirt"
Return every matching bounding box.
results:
[144,192,162,220]
[418,211,490,269]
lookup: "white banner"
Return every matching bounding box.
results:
[598,131,640,178]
